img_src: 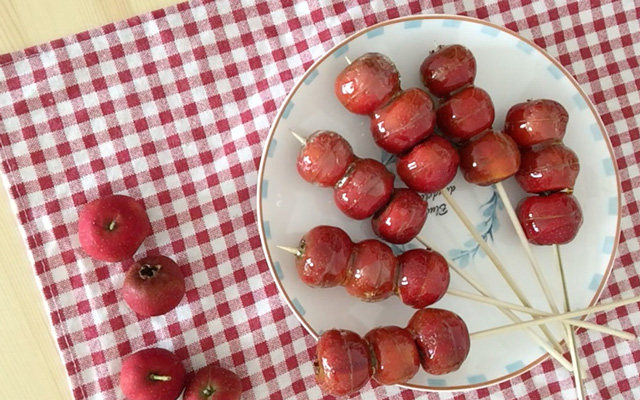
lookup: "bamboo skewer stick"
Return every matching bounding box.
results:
[555,244,586,399]
[494,183,562,315]
[493,182,579,388]
[438,189,561,346]
[448,289,546,314]
[447,289,635,341]
[290,130,307,145]
[415,236,570,369]
[276,245,301,257]
[471,294,640,339]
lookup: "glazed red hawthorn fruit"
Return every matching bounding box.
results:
[459,130,521,186]
[343,239,397,302]
[396,135,460,193]
[296,130,356,187]
[420,44,477,97]
[314,329,373,396]
[334,158,394,220]
[515,143,580,193]
[122,255,186,317]
[364,326,420,385]
[334,52,401,115]
[120,348,186,400]
[407,308,470,375]
[184,365,242,400]
[397,249,450,309]
[437,86,495,143]
[371,189,428,244]
[370,88,436,154]
[294,226,353,288]
[517,193,583,245]
[78,194,152,262]
[504,99,569,147]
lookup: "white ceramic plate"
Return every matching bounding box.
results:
[257,15,620,391]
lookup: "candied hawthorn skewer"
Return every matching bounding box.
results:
[313,308,471,395]
[504,97,585,397]
[512,142,585,396]
[278,226,449,307]
[293,130,427,243]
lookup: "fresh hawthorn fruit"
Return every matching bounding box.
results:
[396,135,460,193]
[397,249,450,309]
[78,194,152,262]
[517,193,583,245]
[296,130,356,187]
[371,188,428,244]
[406,308,470,375]
[459,130,521,186]
[515,143,580,193]
[119,348,186,400]
[504,99,569,147]
[334,52,401,115]
[314,329,373,396]
[370,88,436,154]
[436,86,495,143]
[183,365,242,400]
[420,44,477,97]
[365,326,420,385]
[294,226,353,288]
[334,158,394,220]
[122,255,186,317]
[343,239,397,302]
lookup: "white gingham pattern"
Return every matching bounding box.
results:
[0,1,638,399]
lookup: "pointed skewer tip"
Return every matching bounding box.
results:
[289,130,307,145]
[277,245,301,256]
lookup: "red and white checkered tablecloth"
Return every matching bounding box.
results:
[0,1,639,399]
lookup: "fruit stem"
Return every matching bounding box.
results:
[107,220,117,231]
[148,373,171,381]
[139,264,162,279]
[202,385,216,396]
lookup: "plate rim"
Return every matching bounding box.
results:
[256,13,622,392]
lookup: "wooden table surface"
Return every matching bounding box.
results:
[0,1,180,398]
